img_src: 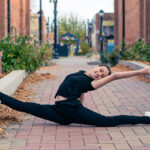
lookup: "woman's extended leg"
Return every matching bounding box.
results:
[0,92,69,125]
[69,106,150,127]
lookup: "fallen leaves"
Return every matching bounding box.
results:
[111,64,133,72]
[0,73,6,79]
[24,73,56,84]
[40,64,59,71]
[0,128,3,133]
[111,64,150,83]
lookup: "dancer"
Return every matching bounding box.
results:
[0,65,150,127]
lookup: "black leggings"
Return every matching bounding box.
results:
[0,92,150,127]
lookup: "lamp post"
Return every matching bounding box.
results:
[8,0,10,34]
[46,17,50,43]
[99,9,104,64]
[75,17,79,55]
[39,0,42,44]
[49,0,59,59]
[88,22,92,48]
[83,21,86,42]
[122,0,125,52]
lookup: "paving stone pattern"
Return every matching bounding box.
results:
[1,56,150,150]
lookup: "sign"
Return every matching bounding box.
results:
[60,32,78,41]
[99,36,104,41]
[103,21,114,26]
[107,40,114,53]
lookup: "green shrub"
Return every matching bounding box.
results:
[105,50,120,66]
[80,42,90,55]
[122,39,150,61]
[147,52,150,62]
[0,36,52,73]
[40,43,52,65]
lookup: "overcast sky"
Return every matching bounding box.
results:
[31,0,114,22]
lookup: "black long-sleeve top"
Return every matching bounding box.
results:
[55,70,95,100]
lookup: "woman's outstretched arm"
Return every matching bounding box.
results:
[92,67,150,89]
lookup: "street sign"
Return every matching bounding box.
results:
[99,36,104,41]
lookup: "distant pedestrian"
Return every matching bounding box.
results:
[1,65,150,127]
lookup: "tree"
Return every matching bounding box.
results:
[58,14,86,44]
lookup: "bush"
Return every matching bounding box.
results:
[147,52,150,62]
[0,36,52,73]
[104,50,120,66]
[80,42,90,55]
[39,43,52,65]
[122,39,150,61]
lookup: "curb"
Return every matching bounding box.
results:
[0,70,27,96]
[119,60,150,79]
[87,58,100,65]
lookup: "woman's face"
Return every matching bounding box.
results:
[91,65,109,80]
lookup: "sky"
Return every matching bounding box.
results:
[31,0,114,22]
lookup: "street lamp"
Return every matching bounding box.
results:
[88,22,92,48]
[39,0,42,44]
[46,17,50,43]
[8,0,10,34]
[49,0,59,59]
[99,9,104,64]
[83,21,86,42]
[75,17,79,55]
[122,0,126,52]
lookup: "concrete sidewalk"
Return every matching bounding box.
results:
[1,56,150,150]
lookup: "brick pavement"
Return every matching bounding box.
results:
[1,56,150,150]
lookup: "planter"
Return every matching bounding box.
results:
[0,70,27,96]
[109,57,118,66]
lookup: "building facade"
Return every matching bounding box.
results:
[30,13,39,41]
[30,12,47,43]
[41,12,47,43]
[90,13,114,52]
[114,0,150,49]
[0,0,30,40]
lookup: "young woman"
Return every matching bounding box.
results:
[0,65,150,127]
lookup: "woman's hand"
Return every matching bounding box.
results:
[139,68,150,75]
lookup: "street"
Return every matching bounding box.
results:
[1,56,150,150]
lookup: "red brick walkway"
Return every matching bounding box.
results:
[1,56,150,150]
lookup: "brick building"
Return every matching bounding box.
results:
[90,13,114,52]
[30,11,47,43]
[41,11,47,43]
[0,0,30,40]
[114,0,150,49]
[30,13,39,41]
